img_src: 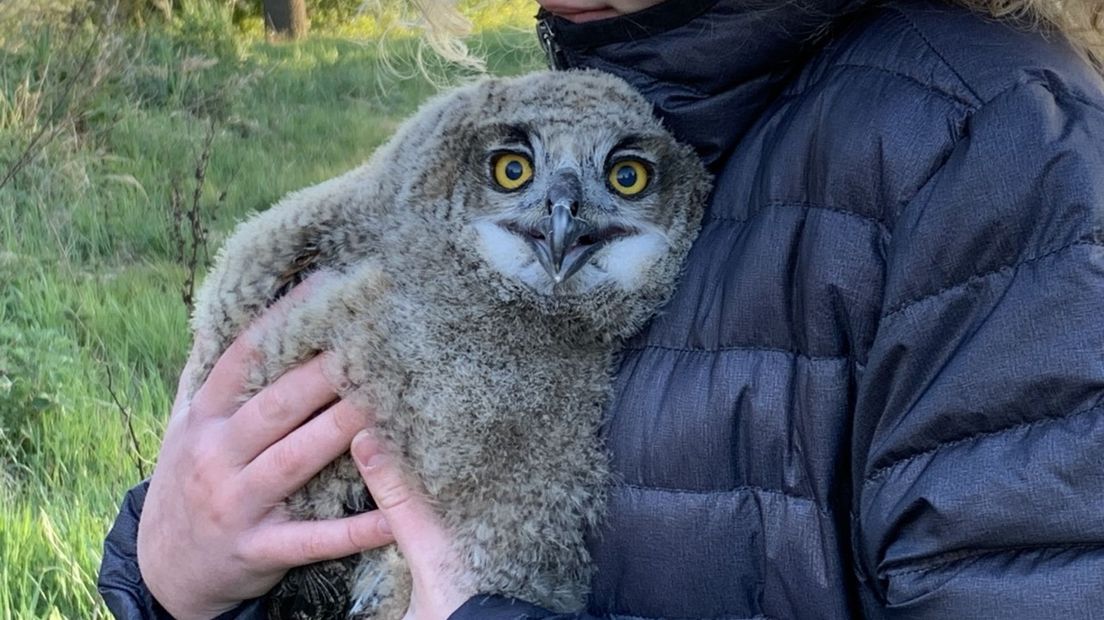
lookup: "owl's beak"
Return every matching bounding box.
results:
[512,170,634,286]
[527,170,601,284]
[529,202,602,284]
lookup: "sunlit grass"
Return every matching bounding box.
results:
[0,9,543,616]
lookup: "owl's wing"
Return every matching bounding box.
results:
[188,163,383,394]
[185,79,476,394]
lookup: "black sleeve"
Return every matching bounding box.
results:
[97,480,266,619]
[852,78,1104,617]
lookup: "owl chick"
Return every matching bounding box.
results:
[187,70,710,619]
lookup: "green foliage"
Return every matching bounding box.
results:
[226,0,537,35]
[0,6,542,616]
[0,320,78,467]
[170,0,245,59]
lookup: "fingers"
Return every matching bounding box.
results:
[247,510,394,570]
[352,432,415,513]
[224,356,341,465]
[242,399,368,502]
[351,431,473,616]
[191,273,326,419]
[350,431,452,564]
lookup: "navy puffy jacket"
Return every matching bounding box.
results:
[99,0,1104,617]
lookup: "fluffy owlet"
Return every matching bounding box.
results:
[187,70,710,619]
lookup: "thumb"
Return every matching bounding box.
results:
[351,429,471,616]
[351,430,435,540]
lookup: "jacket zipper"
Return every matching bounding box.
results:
[537,19,566,70]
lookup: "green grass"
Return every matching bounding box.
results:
[0,9,543,617]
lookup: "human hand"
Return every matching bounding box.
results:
[350,430,474,620]
[137,278,394,620]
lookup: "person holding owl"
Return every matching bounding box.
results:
[100,0,1104,619]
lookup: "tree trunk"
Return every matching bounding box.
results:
[263,0,309,40]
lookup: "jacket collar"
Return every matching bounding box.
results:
[537,0,869,167]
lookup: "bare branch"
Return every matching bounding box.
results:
[0,25,102,192]
[168,119,218,314]
[103,363,148,480]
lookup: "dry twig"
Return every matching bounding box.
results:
[168,119,228,313]
[103,362,148,480]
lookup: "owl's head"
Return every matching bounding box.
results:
[381,71,709,332]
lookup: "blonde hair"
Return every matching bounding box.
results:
[377,0,483,74]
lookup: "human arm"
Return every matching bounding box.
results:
[97,441,598,620]
[852,76,1104,616]
[99,480,268,619]
[98,279,395,619]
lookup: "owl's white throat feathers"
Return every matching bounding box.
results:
[472,218,668,295]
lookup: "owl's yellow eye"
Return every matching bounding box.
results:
[492,153,533,191]
[608,159,650,196]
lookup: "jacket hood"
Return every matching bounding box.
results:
[538,0,871,166]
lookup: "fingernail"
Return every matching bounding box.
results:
[378,516,392,537]
[351,430,375,467]
[353,432,391,470]
[365,453,389,470]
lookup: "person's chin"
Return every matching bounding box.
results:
[540,1,622,23]
[557,8,621,22]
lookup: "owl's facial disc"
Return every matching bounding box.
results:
[509,172,635,284]
[472,130,674,296]
[509,203,634,285]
